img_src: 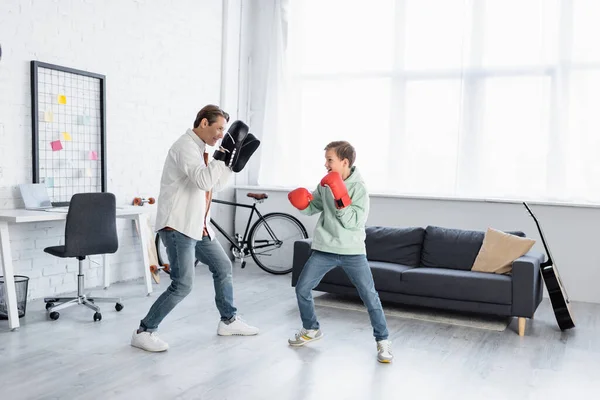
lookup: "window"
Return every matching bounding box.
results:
[256,0,600,204]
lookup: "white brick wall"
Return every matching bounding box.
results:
[0,0,226,300]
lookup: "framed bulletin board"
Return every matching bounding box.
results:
[30,61,107,205]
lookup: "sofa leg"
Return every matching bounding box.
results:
[518,317,526,336]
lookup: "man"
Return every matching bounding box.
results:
[131,105,260,352]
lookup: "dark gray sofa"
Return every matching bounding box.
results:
[291,225,544,336]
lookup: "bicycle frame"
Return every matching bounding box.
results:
[210,198,267,252]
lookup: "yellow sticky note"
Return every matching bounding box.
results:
[44,111,54,122]
[62,132,72,141]
[58,95,67,105]
[86,167,92,177]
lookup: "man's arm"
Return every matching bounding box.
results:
[174,146,230,191]
[212,168,233,192]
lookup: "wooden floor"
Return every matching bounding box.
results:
[1,263,599,400]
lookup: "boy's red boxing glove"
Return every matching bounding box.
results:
[320,171,351,208]
[288,187,313,210]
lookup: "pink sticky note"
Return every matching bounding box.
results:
[50,140,63,151]
[89,150,98,160]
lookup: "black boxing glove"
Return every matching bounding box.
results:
[231,133,260,173]
[213,120,249,168]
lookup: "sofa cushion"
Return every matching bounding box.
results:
[400,267,512,304]
[365,226,425,266]
[321,261,410,293]
[420,226,525,271]
[471,228,536,274]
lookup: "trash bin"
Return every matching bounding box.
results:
[0,275,30,319]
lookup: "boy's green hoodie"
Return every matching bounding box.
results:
[301,166,369,255]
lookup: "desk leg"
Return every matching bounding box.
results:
[103,254,110,289]
[0,221,19,331]
[135,214,153,296]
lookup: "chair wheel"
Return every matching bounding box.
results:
[93,312,102,321]
[115,303,124,312]
[241,261,246,269]
[45,302,54,310]
[49,312,60,320]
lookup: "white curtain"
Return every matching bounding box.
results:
[252,0,600,205]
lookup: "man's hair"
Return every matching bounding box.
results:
[193,105,230,128]
[324,141,356,167]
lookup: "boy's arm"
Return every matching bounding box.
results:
[334,184,369,229]
[299,186,323,216]
[289,185,324,216]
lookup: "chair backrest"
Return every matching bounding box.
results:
[64,192,118,257]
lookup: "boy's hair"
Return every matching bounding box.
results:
[194,105,230,128]
[324,141,356,167]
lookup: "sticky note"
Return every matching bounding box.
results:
[44,111,54,122]
[62,132,72,141]
[58,95,67,105]
[50,140,63,151]
[86,167,92,177]
[89,150,98,161]
[45,177,55,188]
[77,115,84,125]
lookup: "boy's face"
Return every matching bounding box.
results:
[324,149,349,175]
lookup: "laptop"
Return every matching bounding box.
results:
[19,183,70,212]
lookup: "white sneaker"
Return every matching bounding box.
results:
[377,339,393,363]
[288,328,323,347]
[217,316,259,336]
[130,329,169,352]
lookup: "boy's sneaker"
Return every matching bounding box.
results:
[130,329,169,352]
[376,339,393,363]
[288,328,323,346]
[217,316,259,336]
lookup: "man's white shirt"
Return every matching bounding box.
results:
[155,129,232,240]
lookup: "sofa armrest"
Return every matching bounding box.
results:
[291,239,313,287]
[511,251,545,318]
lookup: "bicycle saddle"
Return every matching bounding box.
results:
[247,192,268,200]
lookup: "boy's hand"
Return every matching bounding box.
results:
[320,172,351,208]
[288,188,313,210]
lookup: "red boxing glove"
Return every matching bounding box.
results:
[320,171,351,208]
[288,187,313,210]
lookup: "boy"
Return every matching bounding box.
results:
[287,141,393,363]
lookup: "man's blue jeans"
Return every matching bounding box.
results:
[295,250,389,341]
[140,230,237,332]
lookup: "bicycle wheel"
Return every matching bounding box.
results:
[248,212,308,274]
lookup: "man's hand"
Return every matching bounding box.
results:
[213,120,249,168]
[231,133,260,173]
[320,171,351,208]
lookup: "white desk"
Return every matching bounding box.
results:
[0,206,155,331]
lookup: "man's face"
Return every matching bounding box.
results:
[324,149,349,175]
[200,116,227,146]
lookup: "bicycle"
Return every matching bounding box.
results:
[155,192,309,275]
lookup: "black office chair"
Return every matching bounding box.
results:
[43,192,124,321]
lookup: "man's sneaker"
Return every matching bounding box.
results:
[217,316,259,336]
[288,328,323,347]
[376,339,393,363]
[130,329,169,352]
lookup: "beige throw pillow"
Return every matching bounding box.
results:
[471,228,536,274]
